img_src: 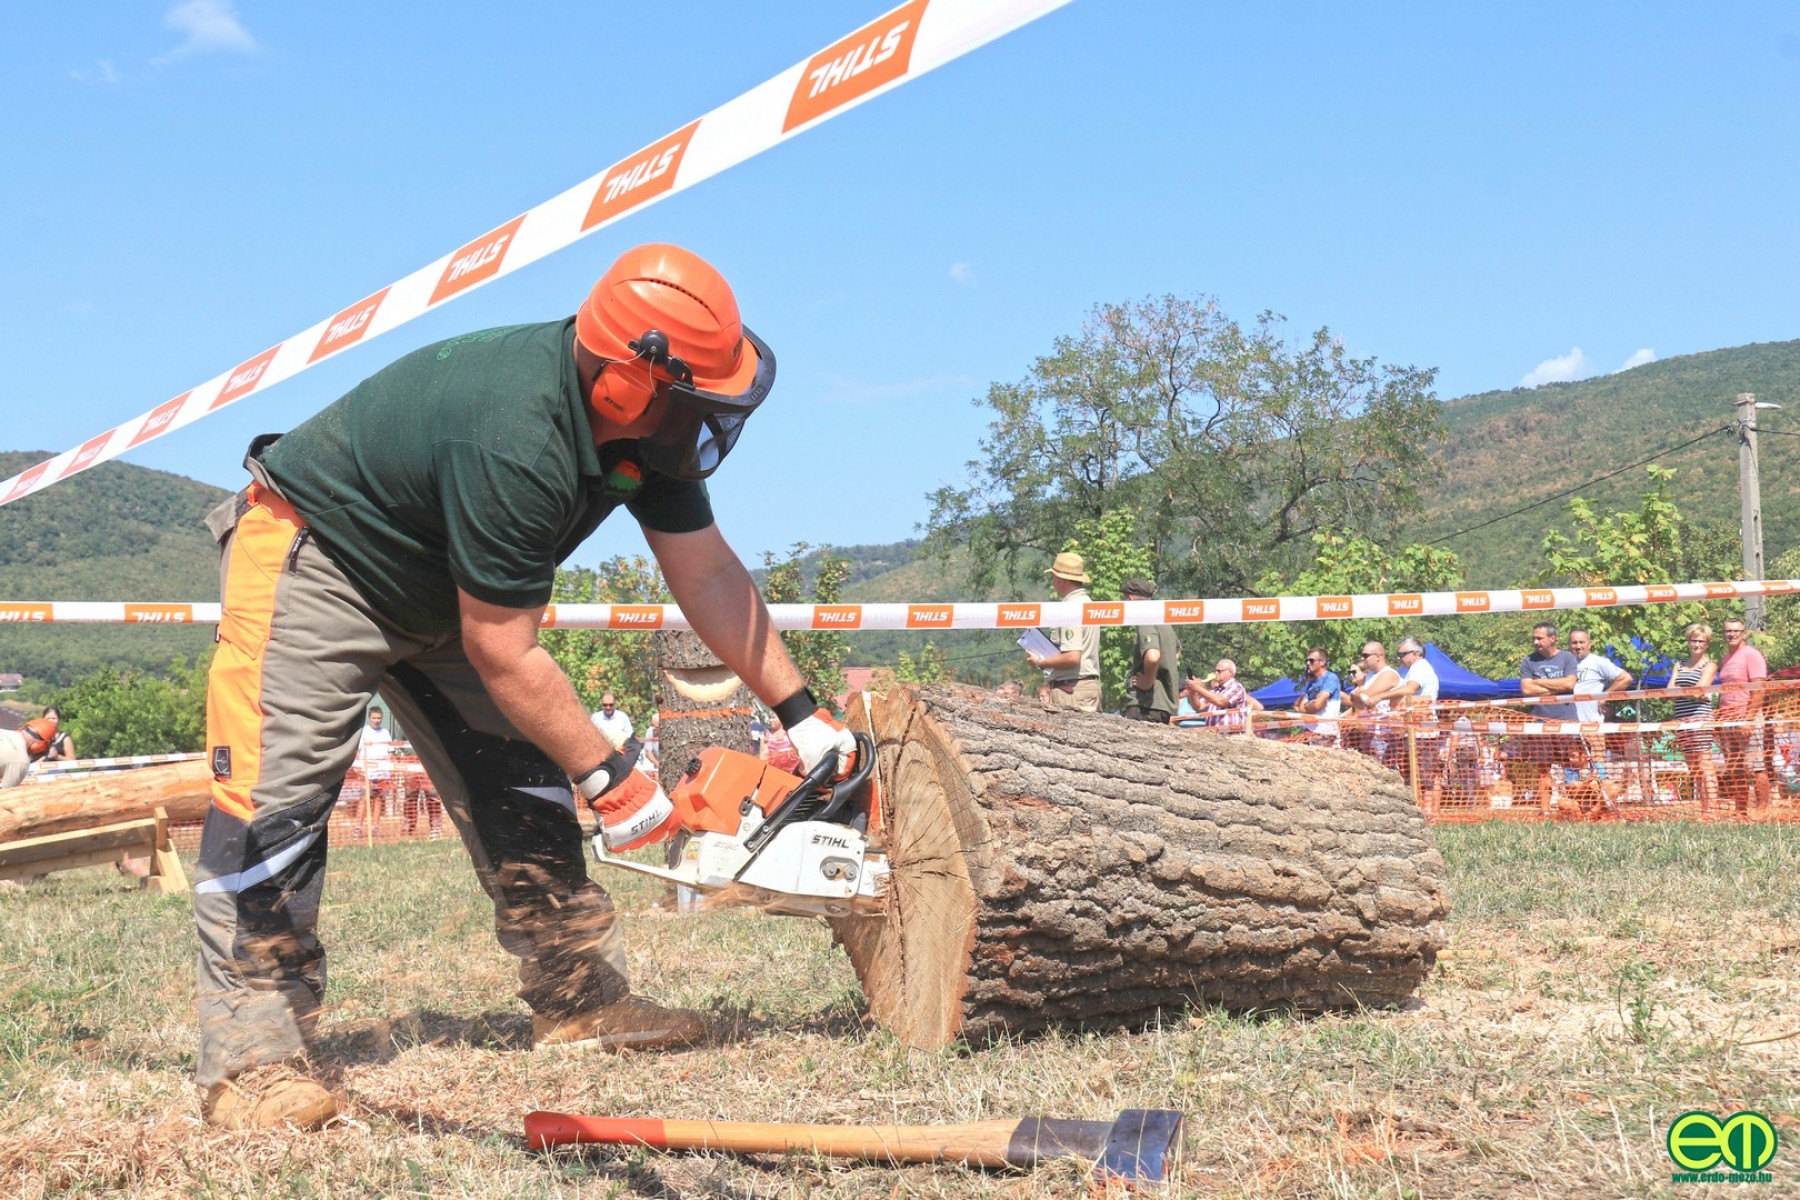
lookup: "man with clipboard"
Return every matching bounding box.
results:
[1022,552,1102,713]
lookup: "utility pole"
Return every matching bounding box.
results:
[1734,392,1773,630]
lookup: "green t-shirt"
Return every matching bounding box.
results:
[262,318,712,636]
[1131,622,1181,714]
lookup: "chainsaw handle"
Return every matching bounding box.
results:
[740,732,875,859]
[810,732,875,826]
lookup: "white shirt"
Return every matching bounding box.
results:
[1401,657,1440,739]
[358,724,393,779]
[1572,653,1627,723]
[591,708,634,749]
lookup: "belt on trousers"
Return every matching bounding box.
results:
[1049,675,1100,693]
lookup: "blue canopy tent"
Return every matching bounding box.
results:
[1250,643,1517,707]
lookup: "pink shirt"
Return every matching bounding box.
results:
[1716,644,1767,715]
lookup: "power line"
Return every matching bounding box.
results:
[1426,424,1732,547]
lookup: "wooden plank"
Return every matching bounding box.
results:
[0,818,157,871]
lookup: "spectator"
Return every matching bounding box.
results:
[748,708,769,757]
[590,692,634,750]
[1296,649,1344,744]
[1670,623,1718,811]
[1348,642,1401,761]
[1189,659,1251,733]
[641,711,661,778]
[1388,637,1442,787]
[1025,552,1101,713]
[1036,681,1054,709]
[1568,628,1632,782]
[40,706,77,762]
[1170,669,1209,729]
[993,680,1024,700]
[1120,577,1179,724]
[1715,617,1766,811]
[353,708,395,834]
[762,714,801,773]
[1519,623,1584,792]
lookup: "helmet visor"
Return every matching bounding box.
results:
[638,326,775,481]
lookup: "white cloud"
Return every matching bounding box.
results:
[948,261,975,287]
[71,59,121,84]
[1615,348,1656,372]
[1519,347,1596,388]
[157,0,257,63]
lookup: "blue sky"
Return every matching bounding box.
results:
[5,2,1798,569]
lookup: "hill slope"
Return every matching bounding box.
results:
[0,451,225,688]
[1409,339,1800,585]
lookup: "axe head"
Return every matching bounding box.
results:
[1094,1108,1183,1183]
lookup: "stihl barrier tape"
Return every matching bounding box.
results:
[0,0,1071,508]
[3,578,1792,629]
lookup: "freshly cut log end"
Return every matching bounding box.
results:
[832,685,1450,1048]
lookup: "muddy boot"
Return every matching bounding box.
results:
[532,995,705,1052]
[201,1061,339,1130]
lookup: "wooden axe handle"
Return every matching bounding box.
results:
[525,1111,1050,1167]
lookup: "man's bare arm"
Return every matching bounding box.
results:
[458,590,616,777]
[645,523,808,706]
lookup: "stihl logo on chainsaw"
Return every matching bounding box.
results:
[430,215,526,305]
[310,288,390,362]
[783,0,927,132]
[211,346,281,410]
[811,832,852,850]
[130,393,191,448]
[583,122,700,231]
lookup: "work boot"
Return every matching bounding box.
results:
[201,1061,338,1131]
[531,995,706,1052]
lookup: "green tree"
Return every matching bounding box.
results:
[53,653,211,757]
[889,642,950,685]
[1763,545,1800,668]
[1058,509,1157,706]
[762,543,849,707]
[1238,531,1463,683]
[538,556,668,721]
[1538,466,1741,671]
[923,295,1444,601]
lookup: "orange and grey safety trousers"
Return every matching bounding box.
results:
[194,449,626,1088]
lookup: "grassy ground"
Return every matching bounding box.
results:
[2,822,1796,1199]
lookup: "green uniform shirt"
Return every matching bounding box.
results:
[1131,621,1181,714]
[262,318,713,637]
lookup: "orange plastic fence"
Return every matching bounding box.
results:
[1244,678,1800,823]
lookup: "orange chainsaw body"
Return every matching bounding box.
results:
[666,746,885,840]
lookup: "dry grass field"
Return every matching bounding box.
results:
[2,821,1796,1198]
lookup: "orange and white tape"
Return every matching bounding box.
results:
[0,0,1072,509]
[3,578,1791,630]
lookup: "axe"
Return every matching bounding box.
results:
[524,1108,1182,1182]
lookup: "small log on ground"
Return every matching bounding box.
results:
[653,630,755,778]
[0,760,212,843]
[830,684,1450,1048]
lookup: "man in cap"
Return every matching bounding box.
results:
[1025,552,1101,712]
[192,243,857,1131]
[1121,577,1179,723]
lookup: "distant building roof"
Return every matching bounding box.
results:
[0,673,21,692]
[835,666,878,710]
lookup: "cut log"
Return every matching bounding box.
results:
[0,761,212,844]
[654,630,756,778]
[831,685,1450,1048]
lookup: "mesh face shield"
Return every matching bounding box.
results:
[631,327,776,481]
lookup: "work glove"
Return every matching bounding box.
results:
[576,739,679,852]
[786,706,858,779]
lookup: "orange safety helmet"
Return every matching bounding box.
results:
[575,244,775,480]
[20,716,57,758]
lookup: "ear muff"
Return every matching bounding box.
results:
[589,359,659,424]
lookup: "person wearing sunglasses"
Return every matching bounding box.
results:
[1295,649,1343,745]
[189,244,856,1130]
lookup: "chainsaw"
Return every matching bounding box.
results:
[591,733,889,918]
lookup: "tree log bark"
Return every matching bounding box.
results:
[830,685,1449,1048]
[0,761,212,844]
